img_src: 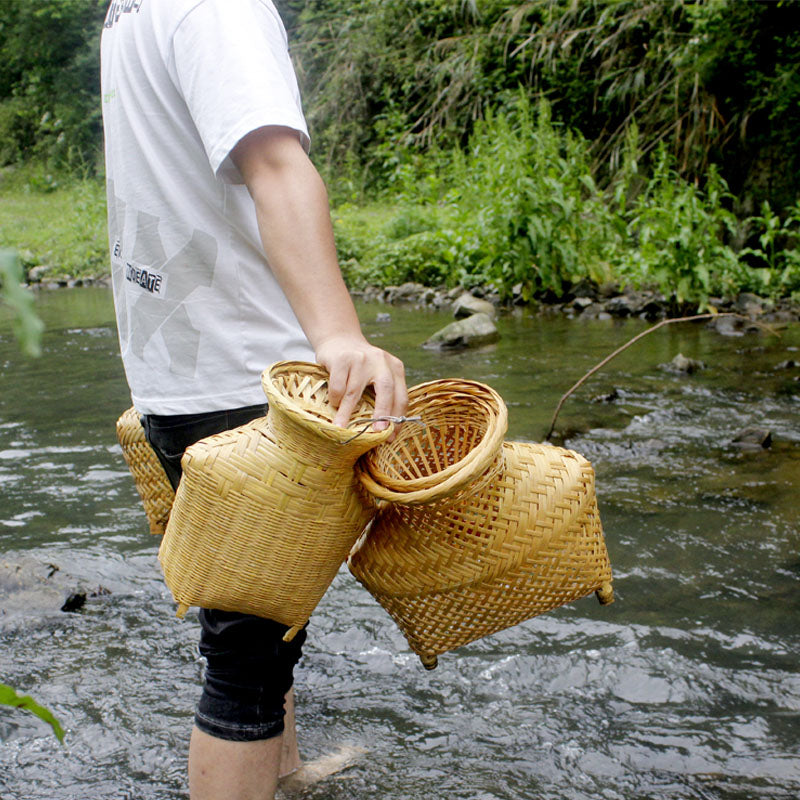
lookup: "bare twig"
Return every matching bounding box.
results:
[543,312,779,442]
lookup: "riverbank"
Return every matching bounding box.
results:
[17,267,800,329]
[353,281,800,327]
[3,167,799,324]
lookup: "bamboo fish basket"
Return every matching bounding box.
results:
[349,379,614,668]
[116,406,175,536]
[158,361,392,641]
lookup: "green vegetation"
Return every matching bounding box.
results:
[334,100,800,308]
[0,166,107,279]
[288,0,800,207]
[1,0,800,311]
[0,682,64,744]
[0,249,44,356]
[0,0,106,172]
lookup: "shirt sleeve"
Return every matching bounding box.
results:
[172,0,310,184]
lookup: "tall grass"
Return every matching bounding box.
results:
[0,166,107,277]
[333,99,800,308]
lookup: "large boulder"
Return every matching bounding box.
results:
[423,312,499,350]
[0,557,110,629]
[452,292,496,319]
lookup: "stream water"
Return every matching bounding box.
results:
[1,288,798,800]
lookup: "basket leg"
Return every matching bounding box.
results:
[596,582,614,605]
[283,624,303,643]
[176,602,189,618]
[419,653,438,670]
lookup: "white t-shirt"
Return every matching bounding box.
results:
[101,0,315,415]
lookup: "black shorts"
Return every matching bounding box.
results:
[142,404,306,742]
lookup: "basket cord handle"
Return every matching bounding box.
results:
[340,415,425,445]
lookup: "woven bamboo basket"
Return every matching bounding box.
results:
[116,406,175,536]
[158,361,392,641]
[349,380,614,669]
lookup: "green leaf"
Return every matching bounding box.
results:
[0,682,65,744]
[0,249,45,357]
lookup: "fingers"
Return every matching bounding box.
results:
[370,356,407,441]
[317,340,407,431]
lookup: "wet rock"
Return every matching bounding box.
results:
[484,288,501,305]
[423,312,499,350]
[385,282,427,303]
[420,287,437,306]
[0,558,111,626]
[430,290,450,309]
[605,290,668,318]
[61,592,87,613]
[660,353,706,374]
[580,303,612,320]
[605,294,639,316]
[375,312,392,323]
[26,264,54,282]
[452,292,496,319]
[571,296,595,311]
[707,315,746,337]
[734,292,771,317]
[763,309,799,324]
[591,389,620,403]
[731,427,772,448]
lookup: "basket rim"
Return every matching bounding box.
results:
[356,378,508,504]
[363,382,503,492]
[261,360,394,446]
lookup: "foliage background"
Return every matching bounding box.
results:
[1,0,799,308]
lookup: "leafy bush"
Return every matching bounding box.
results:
[289,0,800,215]
[741,200,800,298]
[334,99,799,308]
[612,151,745,306]
[0,0,106,172]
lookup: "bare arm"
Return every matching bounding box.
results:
[230,125,406,428]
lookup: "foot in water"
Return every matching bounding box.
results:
[278,744,366,794]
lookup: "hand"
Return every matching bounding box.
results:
[315,335,407,431]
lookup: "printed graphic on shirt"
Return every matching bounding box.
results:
[107,181,129,336]
[104,0,144,29]
[123,260,168,298]
[126,212,218,379]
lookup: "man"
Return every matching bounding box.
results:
[100,2,407,798]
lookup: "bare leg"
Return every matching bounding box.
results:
[188,725,282,800]
[279,688,302,778]
[188,688,299,800]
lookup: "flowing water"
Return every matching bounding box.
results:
[1,288,798,800]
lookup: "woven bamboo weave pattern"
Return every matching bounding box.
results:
[349,379,613,668]
[159,361,391,640]
[116,406,175,536]
[358,379,508,505]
